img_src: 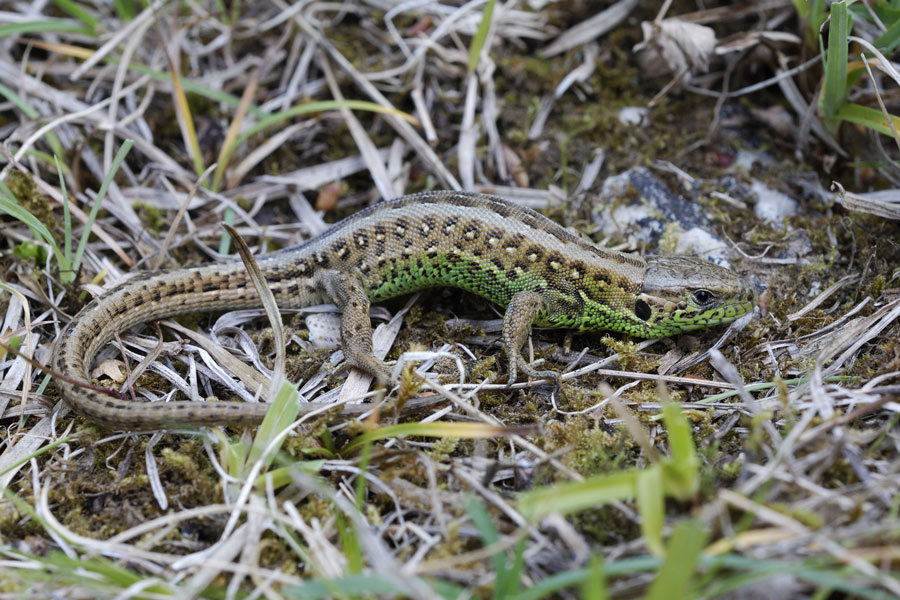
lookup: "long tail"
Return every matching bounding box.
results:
[53,262,273,428]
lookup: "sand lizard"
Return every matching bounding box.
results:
[53,191,757,428]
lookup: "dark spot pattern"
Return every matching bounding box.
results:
[332,241,349,260]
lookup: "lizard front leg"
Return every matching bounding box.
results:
[502,290,560,386]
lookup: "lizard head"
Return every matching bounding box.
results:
[634,255,757,338]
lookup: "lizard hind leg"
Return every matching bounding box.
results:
[318,269,394,382]
[501,291,561,387]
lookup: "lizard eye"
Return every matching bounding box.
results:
[692,289,715,306]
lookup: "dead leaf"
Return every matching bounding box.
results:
[634,19,716,79]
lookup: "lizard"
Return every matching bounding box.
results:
[52,191,757,429]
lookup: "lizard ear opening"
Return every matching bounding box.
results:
[635,299,651,321]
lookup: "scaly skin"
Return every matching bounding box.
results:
[53,191,757,429]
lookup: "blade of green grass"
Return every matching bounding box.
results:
[467,498,504,584]
[0,429,74,480]
[50,0,99,31]
[343,421,522,454]
[429,578,469,600]
[636,465,665,557]
[210,61,261,192]
[515,556,661,600]
[222,434,246,477]
[519,400,700,529]
[252,460,324,490]
[54,155,74,283]
[0,19,89,38]
[500,539,527,599]
[113,0,137,20]
[226,221,302,474]
[217,206,236,255]
[798,0,827,47]
[71,140,133,276]
[18,150,72,177]
[698,375,856,404]
[854,0,900,23]
[468,0,497,72]
[660,401,699,499]
[246,380,302,468]
[466,497,527,599]
[645,521,707,600]
[354,439,372,510]
[821,1,851,125]
[45,552,172,595]
[835,102,900,136]
[336,513,364,574]
[137,60,268,116]
[581,554,609,600]
[518,470,638,521]
[518,552,899,600]
[874,14,900,52]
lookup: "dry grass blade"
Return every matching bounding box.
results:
[0,283,34,430]
[150,164,216,269]
[163,320,269,393]
[344,421,538,454]
[285,7,460,190]
[720,489,900,597]
[540,0,639,58]
[224,223,285,385]
[833,181,900,219]
[163,45,205,178]
[320,56,395,199]
[787,273,859,321]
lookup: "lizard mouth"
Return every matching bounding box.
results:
[634,285,757,336]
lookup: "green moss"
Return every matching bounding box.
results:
[868,275,887,300]
[132,201,167,233]
[571,505,641,546]
[658,222,682,254]
[0,502,23,542]
[258,533,301,575]
[427,437,459,462]
[7,170,54,230]
[538,419,637,478]
[599,336,659,373]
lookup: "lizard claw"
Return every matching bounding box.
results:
[510,356,560,389]
[505,357,519,388]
